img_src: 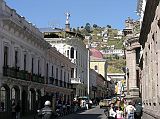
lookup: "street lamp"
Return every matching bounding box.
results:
[122,41,130,95]
[125,67,129,95]
[122,66,129,95]
[86,36,92,98]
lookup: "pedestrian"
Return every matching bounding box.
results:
[15,101,21,119]
[38,100,53,119]
[116,107,124,119]
[0,102,4,111]
[125,101,136,119]
[108,103,117,119]
[134,102,143,119]
[11,100,16,119]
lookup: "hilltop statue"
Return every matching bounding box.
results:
[65,12,70,24]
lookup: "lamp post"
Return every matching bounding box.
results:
[126,67,129,95]
[86,36,91,98]
[123,41,130,95]
[87,39,90,98]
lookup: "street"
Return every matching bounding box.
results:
[56,106,107,119]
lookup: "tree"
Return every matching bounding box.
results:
[93,24,98,28]
[85,23,91,33]
[81,26,84,28]
[72,28,76,32]
[107,25,111,28]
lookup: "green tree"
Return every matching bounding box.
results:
[93,24,98,28]
[85,23,91,33]
[107,25,111,28]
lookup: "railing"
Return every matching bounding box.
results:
[70,78,81,84]
[71,59,77,64]
[3,66,45,84]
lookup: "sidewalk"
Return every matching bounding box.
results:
[21,114,36,119]
[22,106,97,119]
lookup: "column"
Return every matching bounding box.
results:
[126,49,139,97]
[0,37,2,74]
[27,52,32,72]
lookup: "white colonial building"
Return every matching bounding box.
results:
[40,28,88,99]
[0,0,75,118]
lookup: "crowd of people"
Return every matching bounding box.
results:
[105,97,143,119]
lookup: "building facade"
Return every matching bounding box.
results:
[123,17,142,101]
[90,48,107,79]
[138,0,160,118]
[0,0,74,118]
[125,37,141,99]
[41,29,88,99]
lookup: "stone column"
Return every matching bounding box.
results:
[0,36,3,74]
[126,49,139,98]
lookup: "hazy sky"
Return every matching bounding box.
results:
[5,0,139,30]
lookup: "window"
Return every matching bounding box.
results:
[51,65,54,77]
[71,68,74,78]
[56,68,58,79]
[32,58,34,74]
[4,46,8,66]
[95,65,98,70]
[75,68,77,78]
[24,54,26,71]
[38,59,40,75]
[64,71,66,82]
[67,50,69,57]
[46,63,48,78]
[60,69,62,80]
[68,73,70,82]
[70,47,74,58]
[15,50,18,68]
[76,51,78,59]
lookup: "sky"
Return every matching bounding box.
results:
[5,0,139,30]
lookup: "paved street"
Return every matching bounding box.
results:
[56,106,107,119]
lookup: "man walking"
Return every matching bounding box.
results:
[38,100,53,119]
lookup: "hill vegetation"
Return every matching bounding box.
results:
[73,23,126,73]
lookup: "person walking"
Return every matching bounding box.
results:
[116,107,124,119]
[11,100,16,119]
[125,102,136,119]
[15,101,21,119]
[108,103,117,119]
[134,102,143,119]
[38,100,53,119]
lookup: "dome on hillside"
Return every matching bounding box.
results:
[90,48,103,59]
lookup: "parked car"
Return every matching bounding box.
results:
[99,99,111,108]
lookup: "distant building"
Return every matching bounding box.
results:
[123,17,140,37]
[89,48,107,79]
[100,49,124,56]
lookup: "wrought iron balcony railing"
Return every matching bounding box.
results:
[3,66,45,84]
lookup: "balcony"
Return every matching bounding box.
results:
[70,78,81,84]
[49,77,54,85]
[3,66,45,84]
[71,59,77,64]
